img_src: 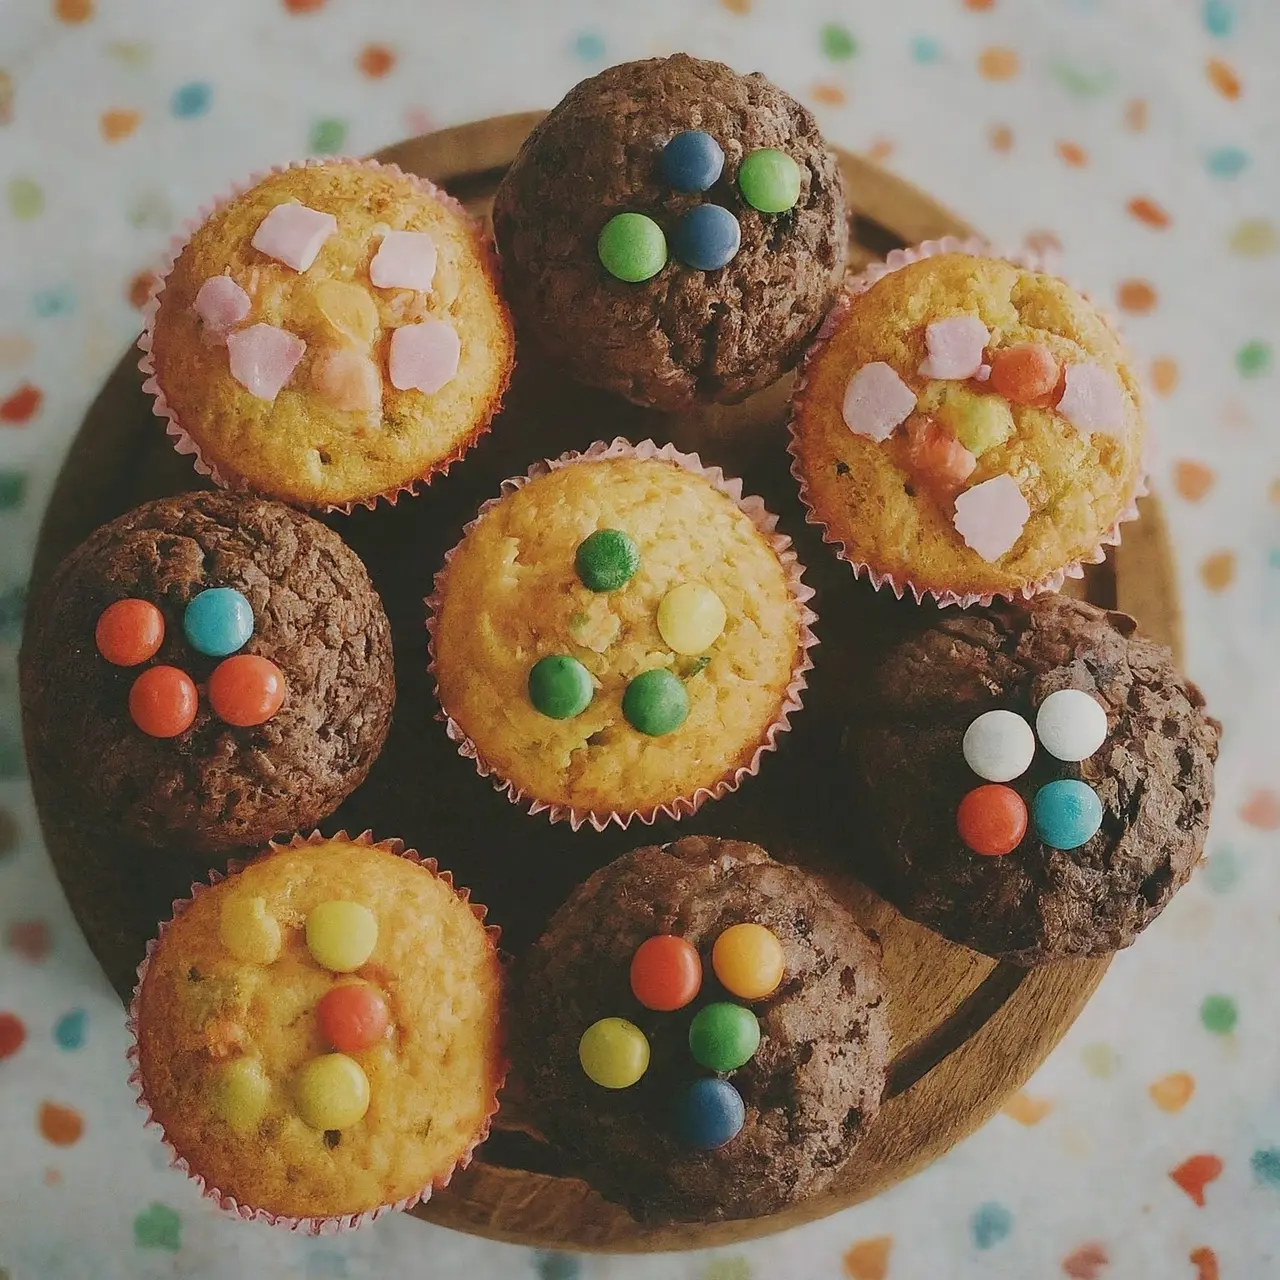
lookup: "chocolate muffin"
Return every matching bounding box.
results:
[493,54,847,411]
[20,491,394,855]
[514,836,889,1223]
[849,596,1219,965]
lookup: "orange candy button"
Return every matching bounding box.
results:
[208,654,285,727]
[630,935,702,1011]
[957,784,1028,856]
[96,598,164,666]
[989,343,1060,405]
[128,665,198,738]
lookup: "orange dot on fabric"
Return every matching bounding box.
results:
[208,654,285,726]
[1062,1242,1109,1280]
[630,935,702,1011]
[129,269,158,310]
[54,0,94,22]
[129,666,198,738]
[8,920,50,961]
[964,0,995,9]
[1199,551,1236,592]
[812,82,846,107]
[44,1167,61,1186]
[357,44,395,78]
[1173,460,1214,502]
[988,123,1013,153]
[1170,1153,1223,1206]
[957,784,1027,856]
[1241,788,1280,830]
[989,343,1060,404]
[843,1236,893,1280]
[0,382,43,424]
[720,0,751,12]
[1117,279,1157,314]
[38,1102,84,1146]
[0,1011,26,1058]
[1056,140,1088,167]
[1024,229,1061,256]
[1128,197,1170,229]
[100,109,141,142]
[1149,1071,1195,1113]
[1206,58,1241,100]
[283,0,326,10]
[1270,478,1280,507]
[1190,1246,1220,1280]
[1002,1091,1052,1125]
[95,598,164,667]
[1124,98,1148,131]
[868,138,894,162]
[978,46,1018,80]
[1150,357,1179,396]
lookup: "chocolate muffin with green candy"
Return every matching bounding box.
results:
[492,53,847,411]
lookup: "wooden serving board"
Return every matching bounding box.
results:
[24,113,1181,1252]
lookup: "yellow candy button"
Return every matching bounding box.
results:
[218,895,282,965]
[712,923,785,1000]
[215,1058,271,1133]
[305,901,378,973]
[578,1017,650,1089]
[657,582,727,655]
[294,1053,370,1130]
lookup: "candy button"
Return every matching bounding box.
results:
[575,529,640,593]
[688,1001,761,1073]
[673,204,741,272]
[962,710,1035,783]
[957,784,1028,856]
[712,923,785,1000]
[317,983,391,1054]
[208,654,285,727]
[218,895,282,965]
[630,935,702,1011]
[622,668,689,736]
[598,213,667,283]
[306,901,378,972]
[294,1053,370,1130]
[579,1017,650,1089]
[1035,689,1108,762]
[96,598,164,667]
[672,1077,745,1150]
[183,587,254,658]
[128,665,198,738]
[1032,779,1103,850]
[215,1058,271,1133]
[661,130,725,193]
[528,655,594,719]
[738,148,802,213]
[657,582,727,655]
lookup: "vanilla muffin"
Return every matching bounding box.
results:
[130,835,505,1225]
[428,443,815,827]
[141,160,515,510]
[789,246,1146,604]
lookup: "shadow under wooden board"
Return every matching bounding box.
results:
[25,113,1181,1252]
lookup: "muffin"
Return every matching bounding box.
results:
[848,595,1219,964]
[427,439,817,828]
[129,833,505,1227]
[492,53,846,411]
[515,835,890,1223]
[140,159,514,510]
[19,492,394,855]
[789,241,1147,605]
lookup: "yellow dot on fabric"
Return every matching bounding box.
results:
[305,901,378,972]
[578,1018,650,1089]
[215,1059,271,1133]
[294,1054,370,1130]
[657,583,727,655]
[712,923,785,1000]
[218,895,282,964]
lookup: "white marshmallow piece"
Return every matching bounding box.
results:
[963,709,1036,782]
[227,323,306,402]
[1056,363,1127,437]
[841,362,917,441]
[388,319,460,394]
[1036,688,1108,761]
[193,275,250,332]
[251,202,338,273]
[369,230,438,291]
[952,473,1031,562]
[918,315,990,380]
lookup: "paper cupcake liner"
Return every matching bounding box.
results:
[424,437,820,832]
[788,235,1150,609]
[136,157,513,515]
[125,828,507,1234]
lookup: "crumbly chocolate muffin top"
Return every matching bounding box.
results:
[514,836,889,1223]
[20,491,394,855]
[492,54,847,411]
[849,596,1219,965]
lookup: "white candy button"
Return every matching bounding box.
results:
[962,709,1036,782]
[1036,689,1108,762]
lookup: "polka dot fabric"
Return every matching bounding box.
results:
[1,0,1277,1276]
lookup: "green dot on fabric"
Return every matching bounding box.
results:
[738,149,801,213]
[820,23,857,60]
[7,178,44,221]
[701,1258,752,1280]
[309,118,347,155]
[0,471,26,510]
[1236,340,1272,377]
[1081,1042,1119,1077]
[575,529,640,592]
[133,1202,182,1251]
[597,213,667,282]
[528,655,594,719]
[1200,993,1237,1034]
[1203,847,1241,893]
[622,668,689,736]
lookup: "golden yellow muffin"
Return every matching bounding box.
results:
[130,836,505,1223]
[143,160,514,510]
[789,251,1146,602]
[430,448,813,824]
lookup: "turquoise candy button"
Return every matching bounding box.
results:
[598,213,667,283]
[622,668,689,736]
[575,529,640,592]
[672,1077,745,1150]
[182,588,254,657]
[738,149,802,213]
[528,655,594,719]
[661,130,725,193]
[688,1001,760,1072]
[1032,779,1103,850]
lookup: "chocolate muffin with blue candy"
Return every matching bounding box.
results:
[492,53,846,411]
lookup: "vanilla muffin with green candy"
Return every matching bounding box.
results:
[428,441,816,828]
[128,834,505,1226]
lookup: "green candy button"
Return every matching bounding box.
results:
[576,528,640,592]
[528,655,594,719]
[598,212,667,282]
[738,149,802,214]
[622,668,689,736]
[688,1001,761,1073]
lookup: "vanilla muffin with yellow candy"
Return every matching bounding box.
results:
[428,439,817,829]
[128,833,505,1227]
[788,240,1147,606]
[140,159,514,511]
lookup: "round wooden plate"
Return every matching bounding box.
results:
[24,114,1181,1252]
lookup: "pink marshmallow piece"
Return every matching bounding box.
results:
[369,230,438,291]
[842,362,917,441]
[313,347,382,412]
[975,363,992,382]
[952,473,1031,562]
[1056,362,1128,437]
[250,201,337,273]
[227,323,306,402]
[389,319,460,394]
[918,315,990,380]
[193,275,250,333]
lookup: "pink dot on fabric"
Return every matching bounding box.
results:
[313,347,382,411]
[192,275,250,333]
[841,361,917,441]
[369,230,437,291]
[388,319,460,393]
[250,201,337,272]
[1057,362,1127,437]
[227,323,306,402]
[953,473,1031,562]
[918,315,990,380]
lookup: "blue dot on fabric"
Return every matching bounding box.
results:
[573,33,605,62]
[54,1008,87,1050]
[1252,1147,1280,1189]
[171,82,212,119]
[1203,0,1235,36]
[32,285,75,318]
[912,36,942,64]
[971,1201,1014,1250]
[534,1254,582,1280]
[1207,146,1249,177]
[305,1251,348,1280]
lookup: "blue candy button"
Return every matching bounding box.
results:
[672,1077,745,1150]
[673,204,741,272]
[660,130,724,193]
[182,588,254,658]
[1032,779,1103,850]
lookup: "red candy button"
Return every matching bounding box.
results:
[989,343,1061,405]
[629,934,702,1011]
[129,665,198,738]
[317,983,391,1054]
[957,784,1028,856]
[208,654,285,727]
[95,598,165,667]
